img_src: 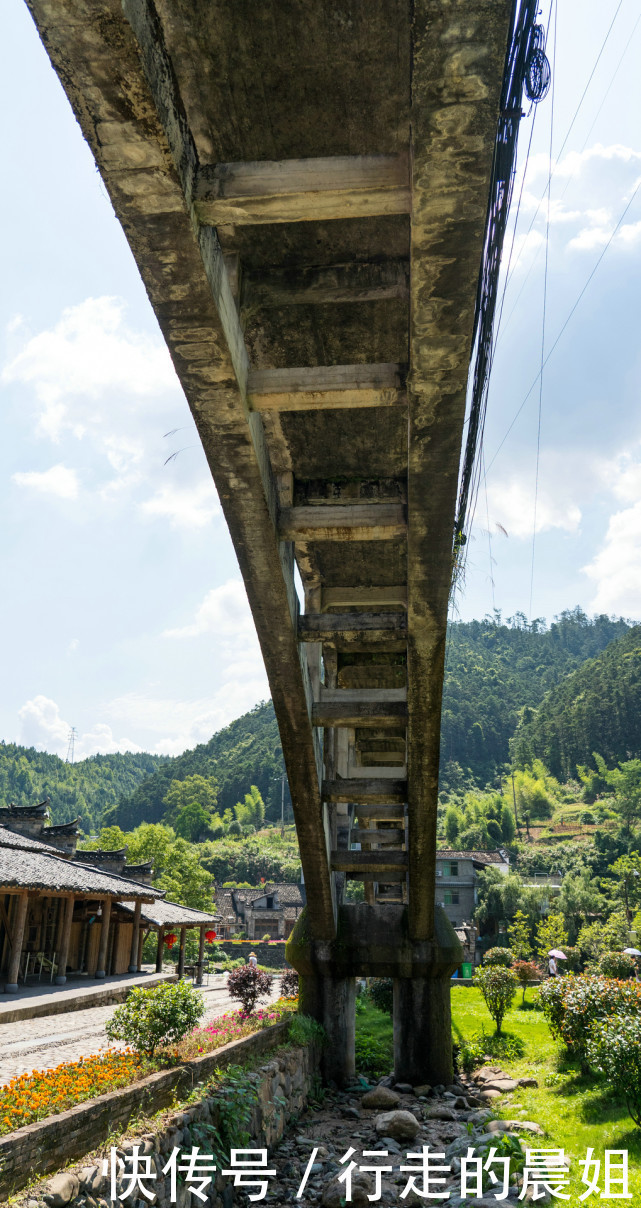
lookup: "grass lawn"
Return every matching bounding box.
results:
[357,985,641,1199]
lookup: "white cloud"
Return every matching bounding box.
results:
[12,463,79,499]
[486,476,581,540]
[17,695,142,758]
[163,578,256,640]
[140,481,219,530]
[2,296,179,442]
[583,501,641,618]
[66,638,80,655]
[106,680,269,756]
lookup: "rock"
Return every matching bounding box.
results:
[380,1137,402,1153]
[43,1173,80,1208]
[480,1089,501,1100]
[483,1078,519,1093]
[446,1084,467,1096]
[425,1106,457,1121]
[78,1169,98,1192]
[378,1075,396,1088]
[473,1066,505,1083]
[322,1172,373,1206]
[362,1086,400,1109]
[413,1083,431,1097]
[518,1077,539,1088]
[342,1106,361,1119]
[374,1109,420,1140]
[488,1118,544,1136]
[393,1082,414,1095]
[453,1096,469,1110]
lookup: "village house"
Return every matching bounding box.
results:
[215,882,305,940]
[0,802,218,991]
[435,848,510,964]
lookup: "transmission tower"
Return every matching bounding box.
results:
[65,727,77,764]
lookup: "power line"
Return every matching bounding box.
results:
[529,0,557,620]
[484,172,641,482]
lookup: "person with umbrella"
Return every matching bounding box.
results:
[548,948,567,977]
[624,947,641,980]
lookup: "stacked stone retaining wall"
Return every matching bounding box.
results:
[213,941,290,969]
[0,1021,315,1201]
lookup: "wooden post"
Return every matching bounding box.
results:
[129,900,141,973]
[95,898,112,979]
[137,926,146,973]
[55,896,75,985]
[156,926,165,973]
[196,926,205,986]
[177,926,186,980]
[5,892,29,993]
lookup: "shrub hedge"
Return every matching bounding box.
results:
[539,975,641,1056]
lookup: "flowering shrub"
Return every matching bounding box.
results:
[281,968,299,998]
[227,965,273,1015]
[106,979,204,1056]
[483,947,514,968]
[0,1050,151,1135]
[539,975,641,1056]
[596,951,636,980]
[176,1000,295,1060]
[474,965,517,1034]
[586,1016,641,1127]
[512,959,541,1004]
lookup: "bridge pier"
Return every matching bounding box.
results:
[393,975,454,1086]
[287,904,461,1087]
[299,973,356,1085]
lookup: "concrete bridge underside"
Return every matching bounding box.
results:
[28,0,512,1083]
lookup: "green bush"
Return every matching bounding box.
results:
[596,951,636,979]
[512,959,540,1004]
[483,947,514,967]
[105,980,204,1056]
[367,978,393,1015]
[355,1032,393,1078]
[539,975,641,1057]
[586,1016,641,1127]
[474,965,517,1034]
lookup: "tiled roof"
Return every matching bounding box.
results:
[0,825,65,856]
[119,898,218,927]
[0,846,162,899]
[436,849,508,865]
[44,818,80,834]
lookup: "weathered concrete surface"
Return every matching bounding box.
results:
[24,0,510,1024]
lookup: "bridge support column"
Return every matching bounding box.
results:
[393,973,453,1086]
[299,973,356,1086]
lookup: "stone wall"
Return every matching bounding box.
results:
[20,1037,320,1208]
[0,1022,303,1199]
[214,941,290,969]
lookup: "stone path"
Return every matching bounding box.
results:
[0,975,283,1082]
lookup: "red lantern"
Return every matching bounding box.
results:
[164,932,177,948]
[205,930,217,943]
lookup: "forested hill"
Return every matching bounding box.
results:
[1,609,631,831]
[0,745,166,830]
[511,622,641,781]
[440,609,630,788]
[102,702,284,831]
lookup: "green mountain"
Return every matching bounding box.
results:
[0,744,167,831]
[2,608,631,831]
[102,701,286,830]
[511,622,641,781]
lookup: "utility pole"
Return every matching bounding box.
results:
[273,770,287,836]
[511,771,520,834]
[65,727,77,764]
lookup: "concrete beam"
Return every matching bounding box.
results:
[248,363,406,413]
[243,259,409,307]
[299,612,407,643]
[331,850,407,874]
[406,1,511,940]
[322,586,407,610]
[280,503,406,542]
[193,154,410,225]
[322,779,407,804]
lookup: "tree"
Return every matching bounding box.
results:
[444,804,463,844]
[174,800,212,843]
[235,785,265,830]
[607,853,641,922]
[474,965,517,1034]
[558,869,606,938]
[512,959,540,1004]
[163,774,218,822]
[125,823,214,910]
[508,910,533,960]
[535,912,568,963]
[608,761,641,834]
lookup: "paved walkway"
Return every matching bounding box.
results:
[0,975,282,1083]
[0,969,174,1025]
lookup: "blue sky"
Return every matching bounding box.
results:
[2,0,641,758]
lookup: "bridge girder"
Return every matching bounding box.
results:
[26,0,512,948]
